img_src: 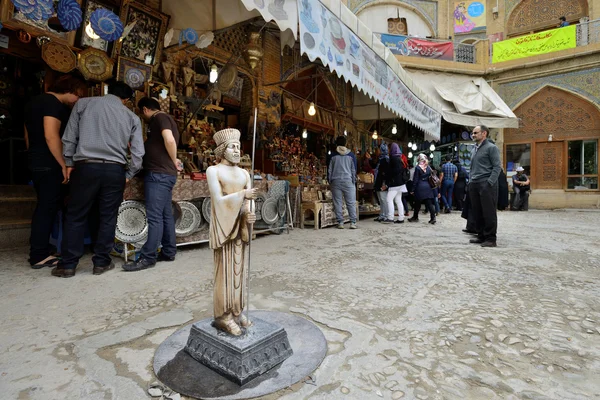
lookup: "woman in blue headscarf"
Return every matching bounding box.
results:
[373,142,389,222]
[383,143,408,223]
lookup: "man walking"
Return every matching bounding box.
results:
[328,135,357,229]
[468,125,501,247]
[123,97,181,272]
[439,155,458,213]
[52,81,144,278]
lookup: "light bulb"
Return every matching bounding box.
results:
[408,152,413,158]
[302,129,308,139]
[454,146,458,151]
[412,144,417,151]
[308,102,316,116]
[430,153,434,158]
[372,130,378,140]
[209,64,218,83]
[430,144,436,151]
[344,129,347,136]
[328,150,331,155]
[85,22,100,40]
[408,141,412,147]
[392,124,397,134]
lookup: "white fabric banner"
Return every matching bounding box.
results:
[298,0,441,138]
[240,0,299,38]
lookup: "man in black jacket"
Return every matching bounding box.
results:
[468,125,501,247]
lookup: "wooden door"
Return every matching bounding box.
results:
[534,142,564,189]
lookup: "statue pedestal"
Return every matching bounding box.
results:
[184,317,293,385]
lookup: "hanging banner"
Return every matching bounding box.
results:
[492,25,576,63]
[453,1,486,34]
[380,33,454,61]
[240,0,298,38]
[298,0,441,138]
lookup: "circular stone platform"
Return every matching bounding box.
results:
[153,310,327,399]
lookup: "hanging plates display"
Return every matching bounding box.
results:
[261,197,279,224]
[11,0,54,21]
[42,41,77,73]
[175,201,202,237]
[115,201,148,243]
[57,0,82,31]
[90,8,123,42]
[202,197,211,224]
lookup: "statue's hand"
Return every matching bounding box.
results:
[246,212,257,224]
[244,188,258,200]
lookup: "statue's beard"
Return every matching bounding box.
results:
[224,151,241,164]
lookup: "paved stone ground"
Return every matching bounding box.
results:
[1,210,599,400]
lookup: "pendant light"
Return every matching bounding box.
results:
[302,128,308,139]
[408,151,413,158]
[392,124,397,134]
[372,130,378,140]
[343,129,347,136]
[209,64,218,83]
[408,141,412,148]
[308,102,316,116]
[430,144,436,151]
[412,143,417,151]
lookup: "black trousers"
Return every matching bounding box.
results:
[29,166,65,265]
[412,198,436,221]
[454,180,467,210]
[60,164,125,269]
[469,180,498,242]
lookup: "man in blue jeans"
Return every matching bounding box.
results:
[440,155,458,213]
[123,98,182,271]
[328,136,358,229]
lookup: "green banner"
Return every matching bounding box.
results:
[492,25,576,63]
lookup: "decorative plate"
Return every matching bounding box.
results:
[124,67,146,89]
[164,28,174,48]
[261,197,279,224]
[461,131,470,140]
[115,200,148,243]
[90,8,123,42]
[254,192,267,221]
[180,28,198,45]
[57,0,82,31]
[196,31,214,49]
[42,42,77,73]
[175,201,202,237]
[217,63,238,92]
[202,197,211,224]
[277,197,286,218]
[12,0,54,21]
[77,47,114,81]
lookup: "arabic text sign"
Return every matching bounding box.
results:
[492,25,576,63]
[380,34,454,61]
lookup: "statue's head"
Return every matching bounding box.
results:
[214,128,241,164]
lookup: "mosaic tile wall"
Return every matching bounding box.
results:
[499,67,600,110]
[347,0,438,36]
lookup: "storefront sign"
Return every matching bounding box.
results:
[298,0,441,138]
[492,25,576,63]
[380,33,454,61]
[454,1,486,34]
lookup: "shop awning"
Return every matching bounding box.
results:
[406,70,520,129]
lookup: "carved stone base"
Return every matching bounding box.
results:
[184,317,293,386]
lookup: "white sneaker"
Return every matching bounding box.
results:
[337,224,344,229]
[350,223,358,229]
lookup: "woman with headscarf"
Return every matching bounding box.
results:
[373,142,389,222]
[409,154,437,224]
[383,143,408,224]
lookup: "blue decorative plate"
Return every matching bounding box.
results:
[452,132,457,141]
[461,131,470,140]
[57,0,82,31]
[441,136,446,144]
[90,8,123,42]
[12,0,54,21]
[124,67,145,89]
[180,28,198,45]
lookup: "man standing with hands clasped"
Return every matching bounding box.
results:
[468,125,501,247]
[123,97,183,272]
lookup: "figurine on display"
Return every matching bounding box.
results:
[206,128,257,336]
[182,66,196,97]
[161,58,176,95]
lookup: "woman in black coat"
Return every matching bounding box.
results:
[408,154,437,224]
[497,168,509,211]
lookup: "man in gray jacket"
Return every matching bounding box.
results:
[328,136,358,229]
[468,125,501,247]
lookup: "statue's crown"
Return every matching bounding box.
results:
[213,128,240,147]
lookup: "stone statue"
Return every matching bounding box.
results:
[182,66,196,97]
[206,128,257,336]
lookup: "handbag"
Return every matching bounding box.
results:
[428,171,441,189]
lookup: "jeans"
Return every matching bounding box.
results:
[441,180,455,210]
[29,166,65,264]
[376,191,388,218]
[59,163,126,269]
[141,172,177,261]
[386,186,405,221]
[330,180,357,224]
[469,180,499,242]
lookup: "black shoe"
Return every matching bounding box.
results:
[157,253,175,262]
[444,209,451,214]
[93,261,115,275]
[462,229,478,234]
[429,219,436,224]
[51,267,76,278]
[480,241,497,247]
[122,258,156,272]
[470,238,484,244]
[394,219,404,224]
[408,217,419,222]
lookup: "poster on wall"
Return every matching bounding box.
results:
[298,0,441,138]
[380,33,454,60]
[453,1,486,34]
[492,26,576,63]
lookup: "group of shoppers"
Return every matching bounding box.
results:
[25,77,181,278]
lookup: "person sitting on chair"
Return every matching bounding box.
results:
[512,167,530,211]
